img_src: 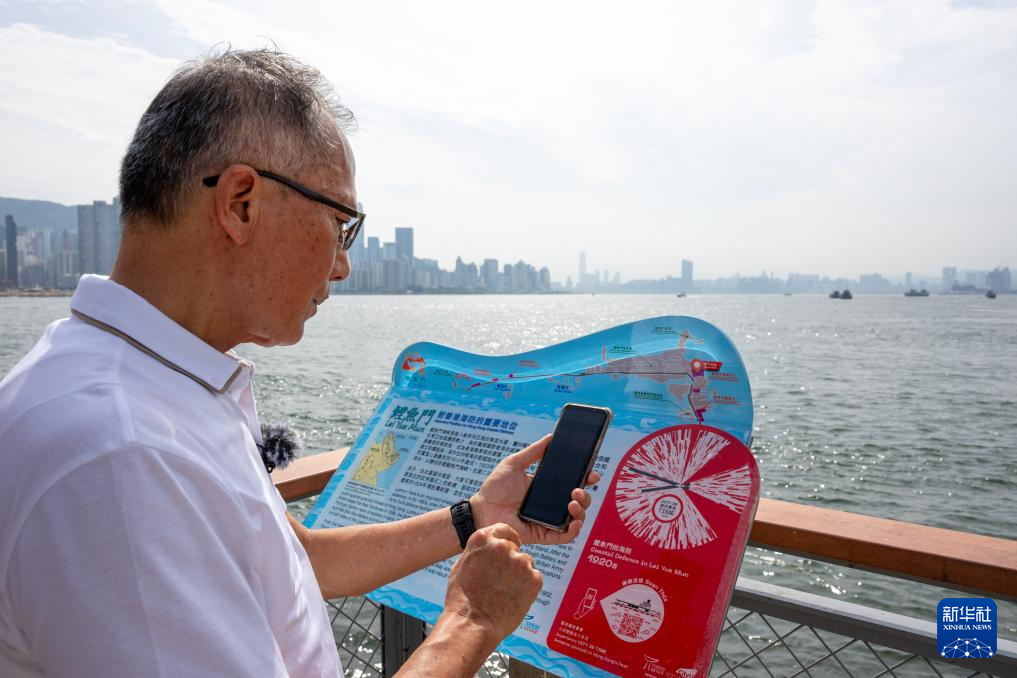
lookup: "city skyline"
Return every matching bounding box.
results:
[2,2,1016,281]
[1,195,1012,294]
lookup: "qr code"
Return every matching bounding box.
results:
[619,612,644,638]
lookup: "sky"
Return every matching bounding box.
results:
[1,0,1016,282]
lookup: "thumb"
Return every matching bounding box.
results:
[506,434,552,469]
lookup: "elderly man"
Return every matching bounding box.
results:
[0,50,595,677]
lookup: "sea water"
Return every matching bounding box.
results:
[3,293,1015,641]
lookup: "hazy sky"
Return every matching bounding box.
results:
[1,0,1015,282]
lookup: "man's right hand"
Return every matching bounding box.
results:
[443,523,543,644]
[393,523,543,676]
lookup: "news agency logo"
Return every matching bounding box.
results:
[937,598,996,659]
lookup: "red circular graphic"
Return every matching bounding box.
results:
[615,425,754,550]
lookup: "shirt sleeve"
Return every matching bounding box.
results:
[8,445,290,677]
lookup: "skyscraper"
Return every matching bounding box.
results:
[382,259,407,291]
[681,259,694,292]
[481,258,500,291]
[97,198,120,274]
[942,266,957,291]
[4,215,17,288]
[347,204,366,262]
[78,204,95,275]
[579,251,587,287]
[367,236,381,262]
[78,200,121,275]
[987,267,1011,292]
[395,227,414,262]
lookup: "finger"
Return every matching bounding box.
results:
[467,522,522,550]
[485,522,522,547]
[505,434,552,469]
[567,499,586,520]
[539,517,584,545]
[571,488,592,509]
[560,518,584,542]
[586,470,601,486]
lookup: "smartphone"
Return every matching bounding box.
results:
[518,403,613,531]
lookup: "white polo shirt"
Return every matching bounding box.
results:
[0,275,341,677]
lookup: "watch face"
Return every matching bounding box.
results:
[614,425,753,550]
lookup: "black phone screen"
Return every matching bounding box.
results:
[519,405,610,528]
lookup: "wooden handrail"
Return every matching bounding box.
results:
[273,448,349,502]
[276,448,1017,601]
[752,499,1017,600]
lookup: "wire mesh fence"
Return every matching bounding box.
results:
[714,605,999,678]
[325,596,514,677]
[322,593,1009,677]
[328,597,383,678]
[288,493,1011,678]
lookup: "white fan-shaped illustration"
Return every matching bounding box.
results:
[615,427,751,550]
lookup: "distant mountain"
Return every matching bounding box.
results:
[0,197,77,232]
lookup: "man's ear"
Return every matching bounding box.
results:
[212,164,263,245]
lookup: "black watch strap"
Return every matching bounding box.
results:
[450,500,476,549]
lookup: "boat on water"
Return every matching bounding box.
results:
[830,289,853,299]
[986,290,997,299]
[830,290,841,299]
[905,289,930,297]
[676,292,687,298]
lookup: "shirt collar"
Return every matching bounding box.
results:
[70,275,248,395]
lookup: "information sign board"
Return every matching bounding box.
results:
[306,316,758,676]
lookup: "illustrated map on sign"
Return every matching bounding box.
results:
[306,316,757,677]
[351,431,415,489]
[416,329,737,425]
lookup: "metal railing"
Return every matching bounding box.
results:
[277,451,1017,677]
[716,578,1017,677]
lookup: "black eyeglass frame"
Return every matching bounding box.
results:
[202,169,365,250]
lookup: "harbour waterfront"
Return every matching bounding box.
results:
[3,292,1015,640]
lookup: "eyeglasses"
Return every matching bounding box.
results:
[202,169,365,250]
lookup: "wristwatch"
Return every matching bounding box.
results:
[450,500,476,549]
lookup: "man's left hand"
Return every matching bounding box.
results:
[470,435,601,545]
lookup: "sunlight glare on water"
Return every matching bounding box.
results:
[3,293,1015,637]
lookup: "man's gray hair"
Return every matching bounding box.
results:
[119,48,356,228]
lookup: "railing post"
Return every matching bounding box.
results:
[382,606,426,676]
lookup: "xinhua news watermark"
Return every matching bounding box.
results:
[937,598,997,659]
